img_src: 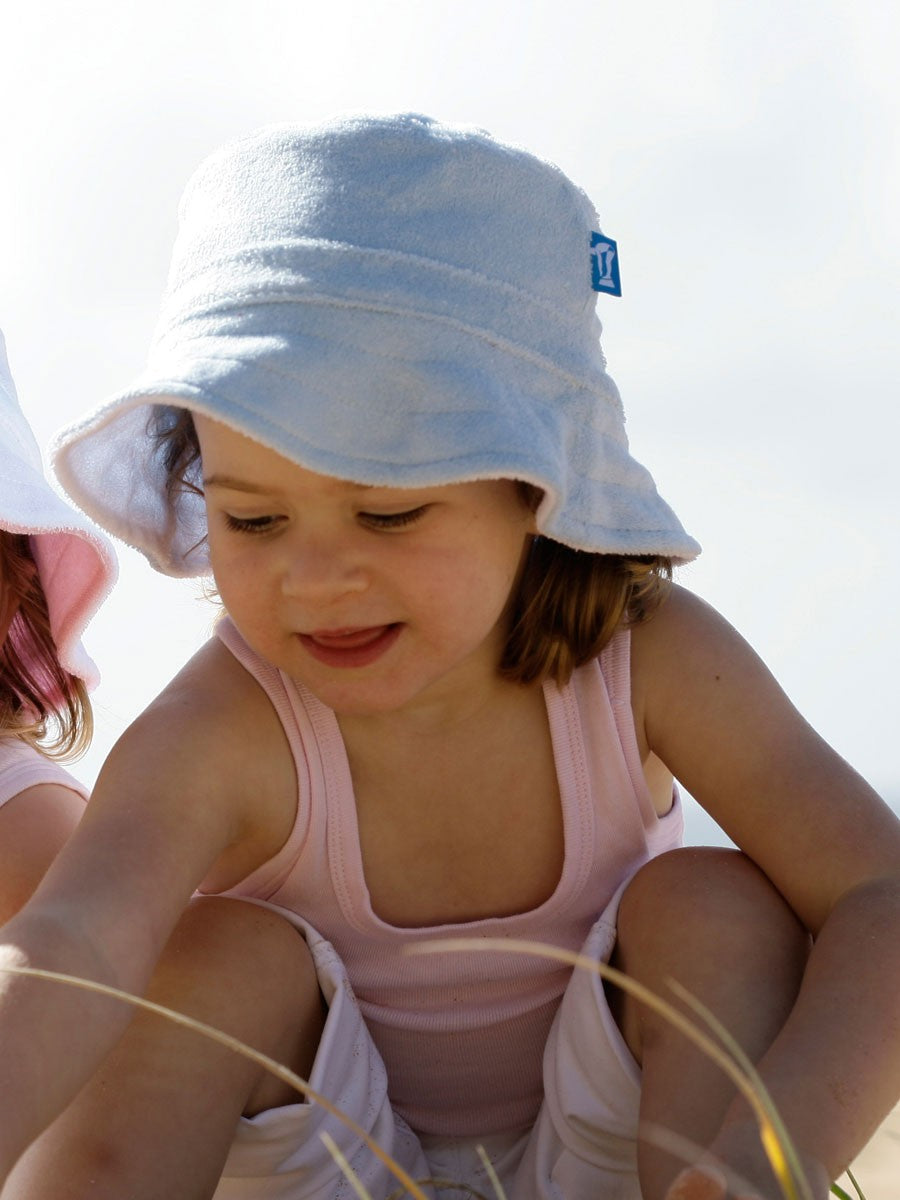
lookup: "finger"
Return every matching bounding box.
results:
[665,1164,729,1200]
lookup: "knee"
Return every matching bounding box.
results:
[172,895,312,964]
[616,848,810,982]
[155,897,322,1027]
[155,898,325,1111]
[609,850,810,1069]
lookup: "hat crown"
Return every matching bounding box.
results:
[52,114,700,577]
[172,114,598,316]
[0,334,43,475]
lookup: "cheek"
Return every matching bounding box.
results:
[414,539,525,626]
[210,550,269,622]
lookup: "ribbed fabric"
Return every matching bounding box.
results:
[211,618,682,1136]
[0,737,88,808]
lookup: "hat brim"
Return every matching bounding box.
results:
[1,331,117,690]
[53,301,700,577]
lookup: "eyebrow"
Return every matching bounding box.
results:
[202,473,374,494]
[202,474,267,494]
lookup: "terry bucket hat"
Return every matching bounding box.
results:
[52,113,700,576]
[0,330,117,689]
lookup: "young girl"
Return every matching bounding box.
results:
[0,115,897,1200]
[0,329,115,920]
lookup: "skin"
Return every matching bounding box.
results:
[0,785,85,925]
[0,569,90,1185]
[0,417,898,1199]
[0,577,86,926]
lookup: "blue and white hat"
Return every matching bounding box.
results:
[53,113,699,575]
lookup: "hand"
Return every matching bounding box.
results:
[662,1121,831,1200]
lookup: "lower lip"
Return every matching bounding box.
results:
[298,624,402,669]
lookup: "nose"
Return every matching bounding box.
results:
[278,531,369,603]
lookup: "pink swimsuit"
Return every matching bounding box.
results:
[0,738,87,810]
[213,617,683,1139]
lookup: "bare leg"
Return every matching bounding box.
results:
[608,847,825,1200]
[4,896,325,1200]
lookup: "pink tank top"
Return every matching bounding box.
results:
[0,738,88,809]
[214,618,683,1136]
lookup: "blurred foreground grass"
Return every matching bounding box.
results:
[3,949,890,1200]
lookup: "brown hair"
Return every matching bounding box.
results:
[148,407,672,687]
[502,491,671,684]
[0,531,93,758]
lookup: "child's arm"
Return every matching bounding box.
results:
[631,585,900,1186]
[0,784,84,923]
[0,637,293,1185]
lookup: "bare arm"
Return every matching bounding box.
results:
[632,586,900,1178]
[0,783,85,924]
[0,637,295,1183]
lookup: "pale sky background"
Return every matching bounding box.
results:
[0,0,897,845]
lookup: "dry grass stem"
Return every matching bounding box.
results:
[638,1122,764,1196]
[665,977,807,1200]
[1,956,873,1200]
[476,1143,509,1200]
[829,1167,867,1200]
[0,964,431,1200]
[845,1167,866,1198]
[409,937,816,1200]
[320,1130,375,1200]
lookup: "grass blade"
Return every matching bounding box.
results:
[476,1142,509,1200]
[832,1165,867,1200]
[410,937,815,1200]
[666,977,810,1200]
[320,1130,376,1200]
[1,963,432,1200]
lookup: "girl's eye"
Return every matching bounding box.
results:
[359,506,429,530]
[223,513,282,535]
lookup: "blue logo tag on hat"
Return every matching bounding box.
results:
[590,231,621,296]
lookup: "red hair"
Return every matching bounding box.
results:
[0,531,92,758]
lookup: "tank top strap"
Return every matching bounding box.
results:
[597,627,681,840]
[0,737,88,808]
[597,627,646,797]
[213,616,323,898]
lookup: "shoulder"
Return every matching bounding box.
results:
[134,632,283,751]
[119,634,286,770]
[98,635,297,874]
[628,584,760,729]
[0,781,86,922]
[630,585,900,928]
[630,581,746,663]
[629,581,810,765]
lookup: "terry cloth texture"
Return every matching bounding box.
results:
[52,113,700,577]
[0,331,116,689]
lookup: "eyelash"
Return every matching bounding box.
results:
[223,514,280,535]
[222,507,429,535]
[359,506,429,530]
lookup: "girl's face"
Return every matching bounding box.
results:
[194,416,537,718]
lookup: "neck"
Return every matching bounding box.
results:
[338,666,533,747]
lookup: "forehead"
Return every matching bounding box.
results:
[192,412,527,511]
[194,414,371,494]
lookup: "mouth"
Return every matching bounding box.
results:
[298,624,402,669]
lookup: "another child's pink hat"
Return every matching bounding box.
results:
[0,330,117,689]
